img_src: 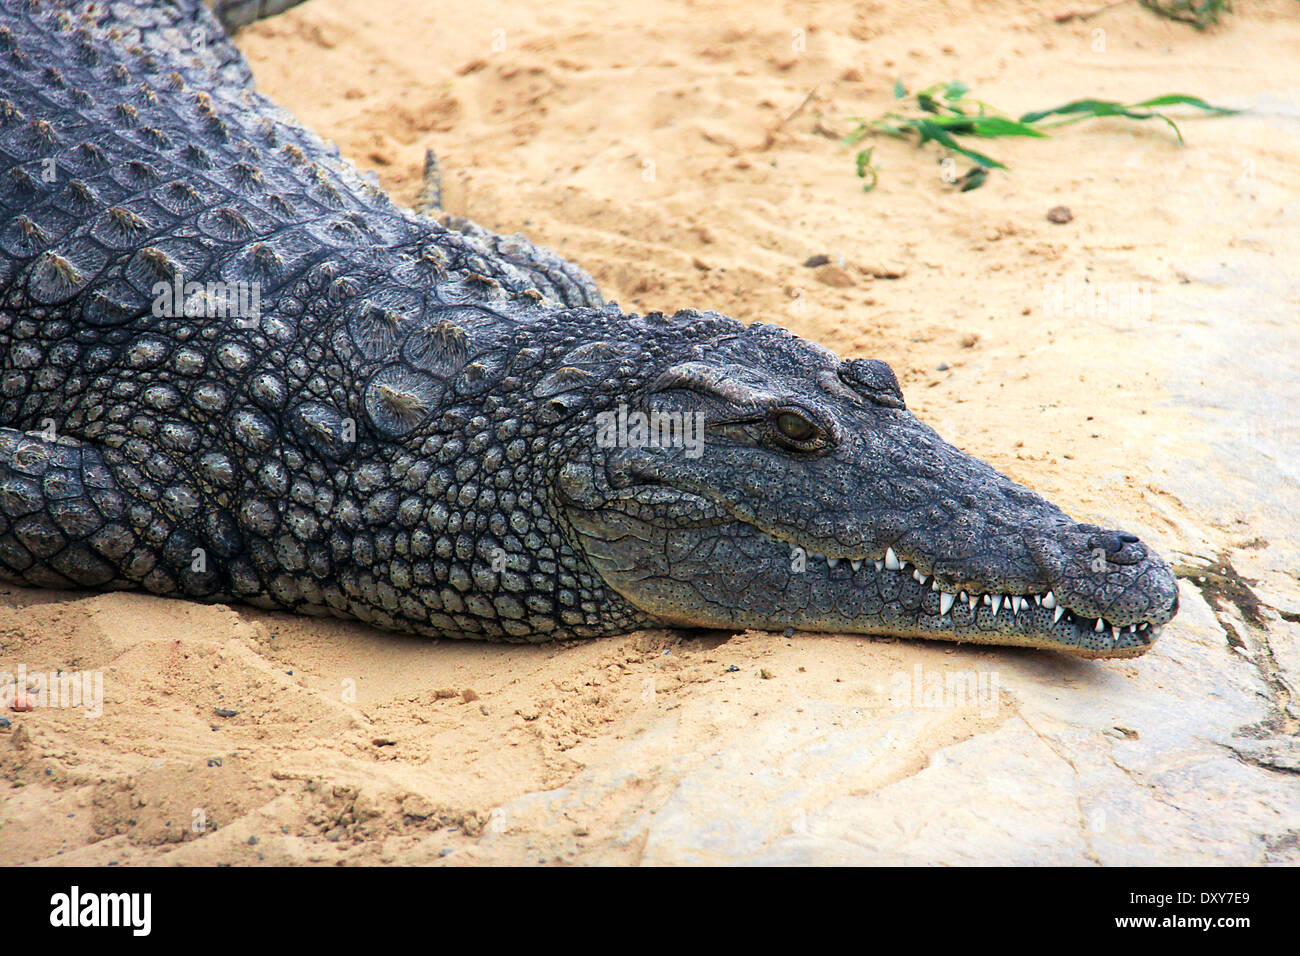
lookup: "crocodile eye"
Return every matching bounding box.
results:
[772,410,826,450]
[775,412,814,441]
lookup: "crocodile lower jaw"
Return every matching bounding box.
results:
[751,530,1164,658]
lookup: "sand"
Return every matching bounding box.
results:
[3,0,1298,864]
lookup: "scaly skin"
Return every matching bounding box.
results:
[0,0,1178,657]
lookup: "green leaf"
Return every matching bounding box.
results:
[967,116,1047,138]
[912,119,1007,168]
[1133,93,1240,115]
[1020,94,1239,124]
[923,115,977,133]
[855,147,879,191]
[1019,99,1124,123]
[841,125,869,146]
[893,79,906,99]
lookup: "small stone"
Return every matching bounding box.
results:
[760,668,775,680]
[461,689,480,703]
[214,708,238,718]
[803,254,831,268]
[814,264,855,287]
[1047,205,1073,224]
[247,835,259,845]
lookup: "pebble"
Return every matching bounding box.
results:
[813,264,856,288]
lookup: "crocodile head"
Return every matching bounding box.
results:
[559,321,1178,658]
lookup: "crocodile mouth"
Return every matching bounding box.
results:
[569,474,1176,659]
[760,532,1167,658]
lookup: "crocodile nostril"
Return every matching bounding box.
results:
[1086,530,1146,566]
[1090,532,1126,554]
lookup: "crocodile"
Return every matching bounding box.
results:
[0,0,1178,658]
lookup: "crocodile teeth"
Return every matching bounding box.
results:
[968,595,979,611]
[1012,596,1025,615]
[1041,591,1056,609]
[875,560,884,573]
[884,547,901,571]
[851,559,863,572]
[983,594,991,607]
[1128,624,1137,634]
[991,595,1003,615]
[1111,627,1121,641]
[1094,618,1105,632]
[1053,606,1065,624]
[913,569,925,583]
[959,590,968,603]
[939,591,955,616]
[1033,595,1042,606]
[931,580,940,591]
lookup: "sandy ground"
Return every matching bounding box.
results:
[3,0,1298,864]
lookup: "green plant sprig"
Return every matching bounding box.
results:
[843,81,1239,192]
